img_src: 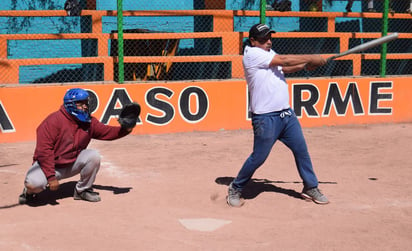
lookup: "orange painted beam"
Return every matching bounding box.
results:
[8,57,112,66]
[327,16,335,33]
[339,34,350,52]
[91,13,103,34]
[116,32,240,39]
[0,38,6,58]
[363,54,412,60]
[242,10,412,19]
[102,57,114,82]
[0,10,410,19]
[2,33,106,40]
[0,62,19,84]
[213,11,233,32]
[353,55,362,75]
[5,32,406,42]
[120,55,241,63]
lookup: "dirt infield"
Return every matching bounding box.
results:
[1,123,412,250]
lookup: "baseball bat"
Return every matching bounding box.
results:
[327,33,399,61]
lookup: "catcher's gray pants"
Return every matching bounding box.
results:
[24,149,101,194]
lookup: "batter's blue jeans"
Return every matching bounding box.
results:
[232,108,319,191]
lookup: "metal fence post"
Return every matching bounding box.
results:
[117,0,124,83]
[380,0,390,77]
[260,0,266,24]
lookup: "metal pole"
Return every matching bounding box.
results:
[260,0,266,24]
[117,0,124,83]
[380,0,390,77]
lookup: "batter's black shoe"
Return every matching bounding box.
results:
[301,187,329,204]
[18,188,36,204]
[74,188,101,202]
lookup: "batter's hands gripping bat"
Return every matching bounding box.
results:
[327,33,399,62]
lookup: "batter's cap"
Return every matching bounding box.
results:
[249,23,276,39]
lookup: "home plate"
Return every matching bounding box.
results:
[179,218,232,232]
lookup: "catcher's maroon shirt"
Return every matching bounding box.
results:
[33,105,130,181]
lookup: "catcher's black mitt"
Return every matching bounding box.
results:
[118,102,141,129]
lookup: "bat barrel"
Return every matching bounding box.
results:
[327,33,399,61]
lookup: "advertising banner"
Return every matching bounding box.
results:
[1,77,411,143]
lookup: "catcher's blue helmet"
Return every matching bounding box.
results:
[63,88,91,123]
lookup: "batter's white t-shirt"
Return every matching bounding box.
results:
[243,45,290,114]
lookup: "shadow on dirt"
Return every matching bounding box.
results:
[0,181,132,209]
[215,176,336,200]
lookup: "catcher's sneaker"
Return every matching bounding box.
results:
[301,187,329,204]
[18,187,36,205]
[74,188,101,202]
[227,182,244,207]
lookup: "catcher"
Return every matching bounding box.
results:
[18,88,140,204]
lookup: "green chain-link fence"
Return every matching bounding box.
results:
[0,0,411,84]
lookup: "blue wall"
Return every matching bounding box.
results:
[0,0,66,10]
[98,0,192,10]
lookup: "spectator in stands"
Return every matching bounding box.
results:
[345,0,354,12]
[346,0,375,12]
[407,0,412,13]
[346,0,412,13]
[392,0,412,13]
[304,0,322,11]
[271,0,292,11]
